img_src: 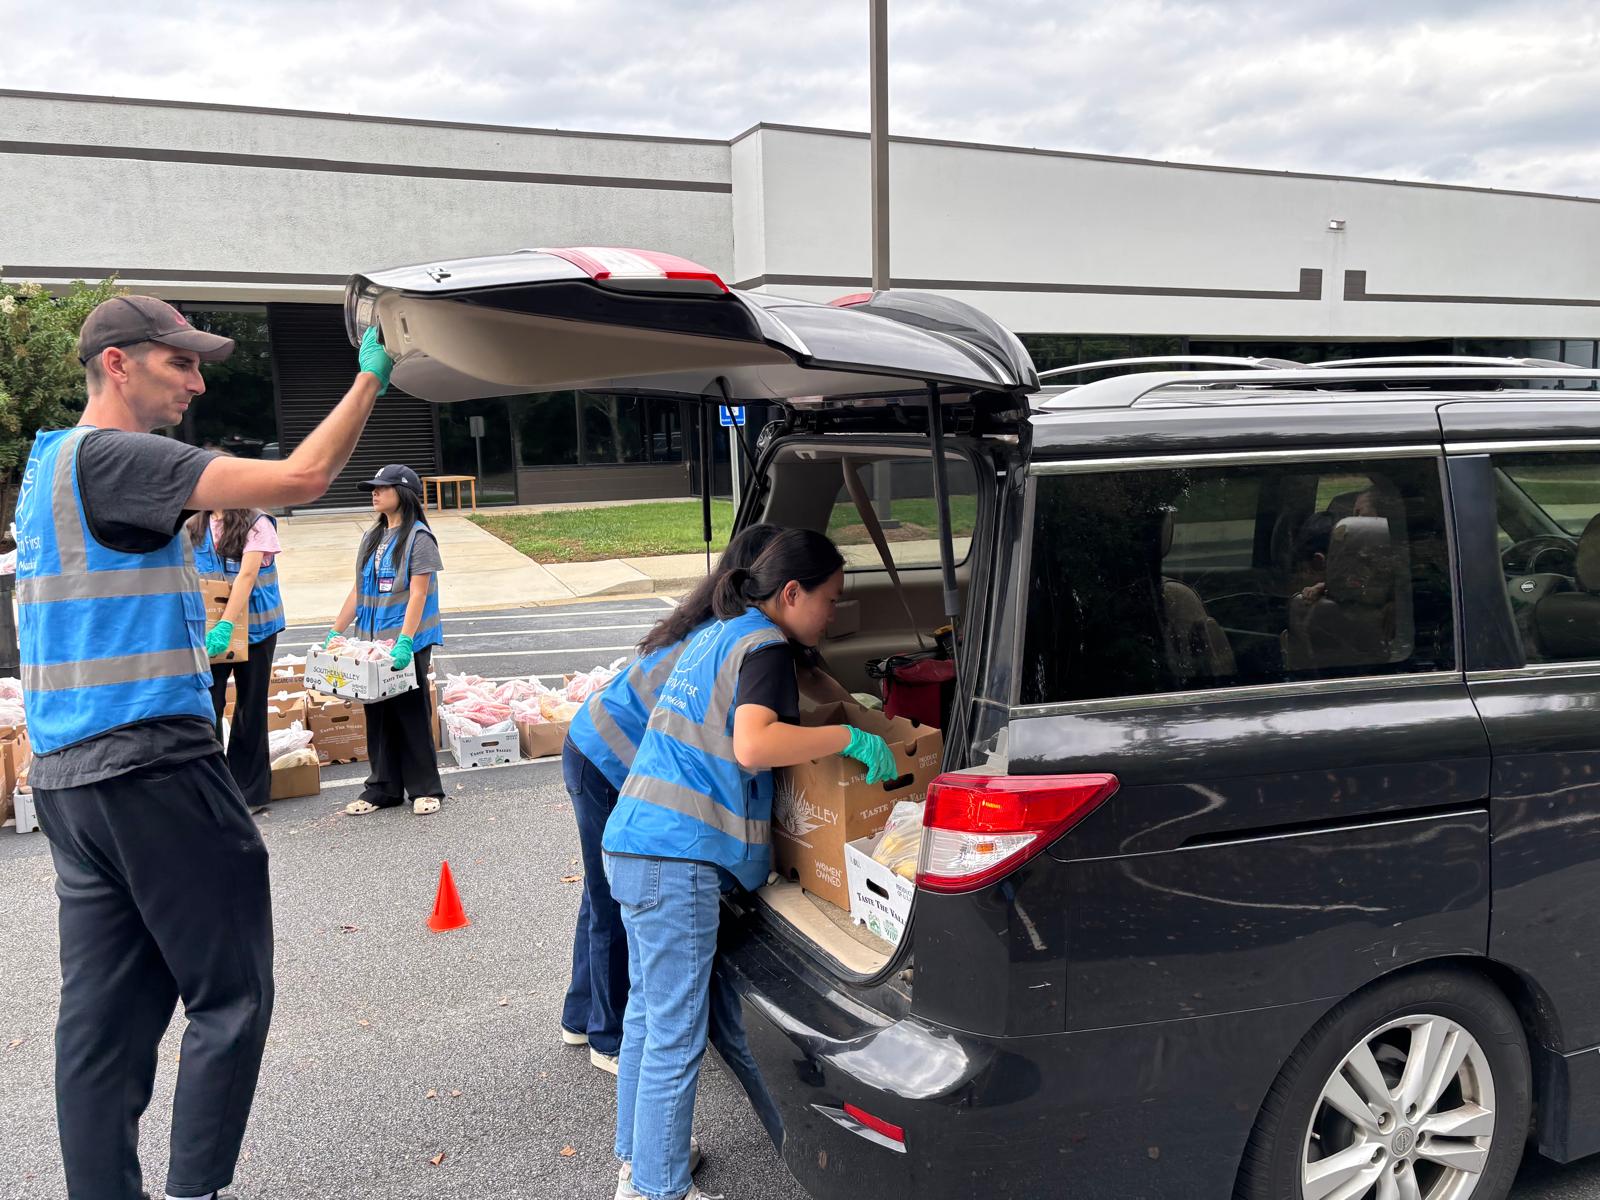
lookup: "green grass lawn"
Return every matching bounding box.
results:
[471,501,735,562]
[471,495,983,563]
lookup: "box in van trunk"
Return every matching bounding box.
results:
[771,699,941,910]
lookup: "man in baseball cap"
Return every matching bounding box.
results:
[17,294,397,1200]
[77,294,237,364]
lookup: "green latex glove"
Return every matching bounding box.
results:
[205,620,234,658]
[358,326,394,395]
[842,725,898,785]
[390,634,414,671]
[322,629,341,649]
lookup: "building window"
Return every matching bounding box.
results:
[516,393,686,467]
[437,398,517,505]
[182,306,276,456]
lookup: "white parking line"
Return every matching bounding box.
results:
[442,623,652,640]
[432,644,638,661]
[281,603,673,635]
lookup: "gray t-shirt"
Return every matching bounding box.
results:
[29,430,222,792]
[362,524,443,579]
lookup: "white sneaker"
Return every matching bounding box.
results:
[561,1026,588,1047]
[614,1139,704,1198]
[591,1046,620,1075]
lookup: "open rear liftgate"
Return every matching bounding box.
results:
[344,245,1041,748]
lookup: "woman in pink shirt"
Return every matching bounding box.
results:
[189,506,288,809]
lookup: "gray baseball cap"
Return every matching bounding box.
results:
[77,295,236,364]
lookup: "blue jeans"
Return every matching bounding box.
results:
[606,853,720,1200]
[561,740,629,1055]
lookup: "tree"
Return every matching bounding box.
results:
[0,275,122,539]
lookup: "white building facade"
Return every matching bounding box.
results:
[5,88,1598,505]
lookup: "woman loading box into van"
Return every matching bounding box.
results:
[562,523,780,1078]
[323,464,446,817]
[191,496,286,810]
[601,528,898,1200]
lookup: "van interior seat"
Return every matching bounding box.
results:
[1533,512,1600,659]
[1158,512,1236,682]
[1303,516,1396,668]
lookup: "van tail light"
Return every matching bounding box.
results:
[538,246,729,295]
[842,1103,905,1145]
[916,773,1119,894]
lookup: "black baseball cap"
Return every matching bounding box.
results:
[77,295,236,364]
[358,464,424,498]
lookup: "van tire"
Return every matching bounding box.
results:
[1234,967,1529,1200]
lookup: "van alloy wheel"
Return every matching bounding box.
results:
[1302,1014,1495,1200]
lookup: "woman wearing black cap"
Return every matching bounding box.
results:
[325,464,447,816]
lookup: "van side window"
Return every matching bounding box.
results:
[1492,452,1600,663]
[1020,458,1455,705]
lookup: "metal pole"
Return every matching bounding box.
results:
[700,402,714,572]
[870,0,890,292]
[728,422,743,512]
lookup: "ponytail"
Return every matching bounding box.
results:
[636,523,782,654]
[712,528,844,619]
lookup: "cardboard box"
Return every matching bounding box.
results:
[269,760,321,801]
[451,727,520,769]
[517,719,569,761]
[308,696,367,765]
[265,693,308,732]
[305,648,417,702]
[1,729,32,818]
[12,787,39,834]
[845,832,916,945]
[200,578,249,664]
[771,699,942,910]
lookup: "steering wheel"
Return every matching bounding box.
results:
[1501,534,1579,576]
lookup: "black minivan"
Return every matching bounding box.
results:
[347,247,1600,1200]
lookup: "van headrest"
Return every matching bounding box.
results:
[1160,510,1175,559]
[1577,513,1600,592]
[1324,516,1393,607]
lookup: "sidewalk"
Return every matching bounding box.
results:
[274,513,715,625]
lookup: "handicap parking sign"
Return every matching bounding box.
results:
[718,405,746,427]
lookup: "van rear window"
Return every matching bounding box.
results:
[1019,457,1456,706]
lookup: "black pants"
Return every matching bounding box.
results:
[208,631,278,810]
[34,754,275,1200]
[359,645,443,805]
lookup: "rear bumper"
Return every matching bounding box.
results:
[722,921,1334,1200]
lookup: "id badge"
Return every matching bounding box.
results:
[378,573,396,595]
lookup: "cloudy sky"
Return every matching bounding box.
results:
[8,0,1600,195]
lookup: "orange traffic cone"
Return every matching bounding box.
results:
[427,861,471,933]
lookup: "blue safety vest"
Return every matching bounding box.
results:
[14,426,213,755]
[570,624,710,790]
[603,608,786,891]
[193,513,287,644]
[353,524,442,650]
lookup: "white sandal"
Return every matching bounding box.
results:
[413,796,441,815]
[343,799,385,816]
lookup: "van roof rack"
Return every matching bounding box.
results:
[1038,355,1300,380]
[1309,354,1572,369]
[1035,365,1600,410]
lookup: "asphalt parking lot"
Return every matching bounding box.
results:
[2,598,1600,1198]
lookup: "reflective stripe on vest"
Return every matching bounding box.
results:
[354,524,442,651]
[15,426,213,754]
[193,514,287,644]
[603,610,785,891]
[568,630,698,790]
